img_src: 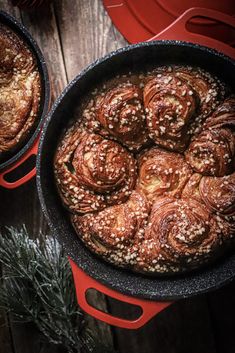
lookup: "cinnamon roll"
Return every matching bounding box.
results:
[72,191,149,265]
[137,147,192,204]
[200,174,235,240]
[186,128,235,176]
[85,83,149,151]
[150,65,226,136]
[138,197,222,273]
[144,74,199,152]
[173,66,226,134]
[54,126,137,214]
[204,96,235,131]
[0,24,41,155]
[200,173,235,216]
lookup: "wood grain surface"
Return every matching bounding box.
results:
[0,1,234,353]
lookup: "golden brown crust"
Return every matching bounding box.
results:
[137,147,192,204]
[84,83,150,151]
[54,64,234,276]
[183,173,235,242]
[200,173,235,216]
[143,74,198,152]
[71,191,149,266]
[0,24,41,155]
[204,96,235,131]
[200,174,235,241]
[138,197,223,273]
[185,128,235,176]
[173,66,226,121]
[151,65,226,137]
[186,96,235,176]
[54,125,137,214]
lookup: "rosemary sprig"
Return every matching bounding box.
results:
[0,227,116,353]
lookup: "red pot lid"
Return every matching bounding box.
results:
[103,0,235,43]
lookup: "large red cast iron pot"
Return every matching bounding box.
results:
[37,40,235,329]
[0,11,50,189]
[103,2,235,45]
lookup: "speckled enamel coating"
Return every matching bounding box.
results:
[37,41,235,300]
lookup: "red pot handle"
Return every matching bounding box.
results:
[0,137,39,189]
[69,258,172,329]
[149,7,235,60]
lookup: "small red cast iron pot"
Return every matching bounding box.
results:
[37,41,235,329]
[0,11,50,189]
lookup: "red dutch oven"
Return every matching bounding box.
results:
[37,33,235,328]
[0,11,50,189]
[103,0,235,45]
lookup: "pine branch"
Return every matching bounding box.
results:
[0,227,117,353]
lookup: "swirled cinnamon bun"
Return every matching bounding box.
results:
[54,126,137,214]
[87,83,150,151]
[200,173,235,216]
[200,174,235,240]
[138,197,222,273]
[150,65,226,135]
[137,147,192,204]
[173,66,226,134]
[204,96,235,131]
[143,74,198,152]
[72,191,149,265]
[0,24,41,155]
[185,128,235,176]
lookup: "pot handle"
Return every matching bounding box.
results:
[0,137,39,189]
[69,258,172,329]
[149,7,235,60]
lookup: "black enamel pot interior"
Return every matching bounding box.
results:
[37,41,235,301]
[0,11,50,171]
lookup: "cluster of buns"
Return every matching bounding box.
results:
[54,65,235,275]
[0,23,41,157]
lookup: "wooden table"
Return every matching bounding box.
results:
[0,1,234,352]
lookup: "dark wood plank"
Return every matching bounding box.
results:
[9,318,65,353]
[20,3,67,101]
[207,281,235,353]
[110,296,217,353]
[0,180,48,236]
[0,0,20,19]
[53,0,127,81]
[0,312,14,353]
